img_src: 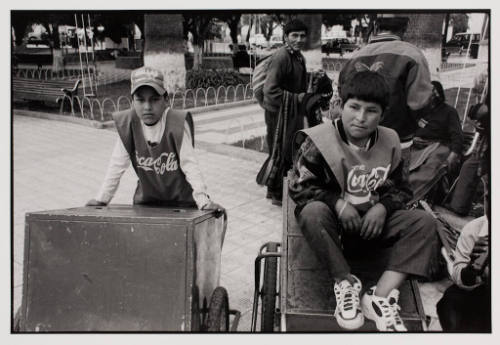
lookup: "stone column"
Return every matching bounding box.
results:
[144,14,186,92]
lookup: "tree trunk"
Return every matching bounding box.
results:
[192,44,203,70]
[144,14,186,91]
[403,13,446,79]
[49,23,64,73]
[297,14,322,72]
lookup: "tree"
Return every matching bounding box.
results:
[182,14,217,70]
[94,12,144,51]
[216,13,242,46]
[450,13,469,36]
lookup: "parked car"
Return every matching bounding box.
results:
[443,32,480,59]
[321,38,359,56]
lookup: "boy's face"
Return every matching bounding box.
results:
[341,98,383,142]
[132,86,167,126]
[285,30,307,51]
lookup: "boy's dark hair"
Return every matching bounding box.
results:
[431,80,445,103]
[340,70,390,110]
[284,19,308,35]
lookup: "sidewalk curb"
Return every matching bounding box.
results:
[189,99,258,115]
[197,141,267,164]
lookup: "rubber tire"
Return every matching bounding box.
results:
[261,242,278,332]
[206,287,230,332]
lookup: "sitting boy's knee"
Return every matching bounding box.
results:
[299,201,332,226]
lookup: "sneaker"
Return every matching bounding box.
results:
[361,286,408,332]
[333,275,364,330]
[387,289,407,331]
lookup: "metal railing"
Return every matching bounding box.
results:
[57,83,255,121]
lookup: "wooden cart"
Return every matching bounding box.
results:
[16,205,239,332]
[251,176,427,332]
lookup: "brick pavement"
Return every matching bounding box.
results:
[12,114,281,331]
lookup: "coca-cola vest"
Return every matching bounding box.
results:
[295,120,401,212]
[112,108,196,207]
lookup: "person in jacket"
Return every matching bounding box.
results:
[438,194,490,331]
[261,19,308,205]
[87,66,223,214]
[408,80,464,203]
[289,70,439,331]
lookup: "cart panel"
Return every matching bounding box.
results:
[20,206,219,332]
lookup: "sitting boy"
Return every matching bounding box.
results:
[438,184,490,332]
[87,66,223,213]
[289,70,439,331]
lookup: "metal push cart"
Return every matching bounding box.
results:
[15,205,240,332]
[251,176,427,332]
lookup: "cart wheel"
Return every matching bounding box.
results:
[206,287,230,332]
[261,242,278,332]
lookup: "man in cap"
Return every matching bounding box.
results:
[87,66,224,213]
[339,14,433,181]
[261,19,309,205]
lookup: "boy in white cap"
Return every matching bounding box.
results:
[87,66,223,213]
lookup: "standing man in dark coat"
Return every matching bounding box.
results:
[262,19,308,205]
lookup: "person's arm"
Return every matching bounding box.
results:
[289,136,342,217]
[447,107,465,156]
[91,138,131,205]
[376,160,413,216]
[450,218,488,289]
[179,122,211,210]
[263,52,287,113]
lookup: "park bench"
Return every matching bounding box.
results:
[13,77,81,106]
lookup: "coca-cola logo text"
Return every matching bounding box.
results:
[135,151,178,175]
[346,164,391,195]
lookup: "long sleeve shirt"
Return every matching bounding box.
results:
[289,121,412,218]
[95,109,210,209]
[263,45,307,113]
[450,216,489,290]
[415,102,464,154]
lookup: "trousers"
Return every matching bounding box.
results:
[298,201,439,280]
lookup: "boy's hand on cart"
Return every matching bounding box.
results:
[202,201,226,218]
[360,203,386,240]
[86,199,107,207]
[335,199,361,234]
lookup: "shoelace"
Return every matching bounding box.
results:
[388,291,406,330]
[390,303,404,326]
[376,298,395,327]
[338,285,359,314]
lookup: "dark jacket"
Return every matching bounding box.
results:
[289,119,412,218]
[263,45,307,113]
[415,102,464,154]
